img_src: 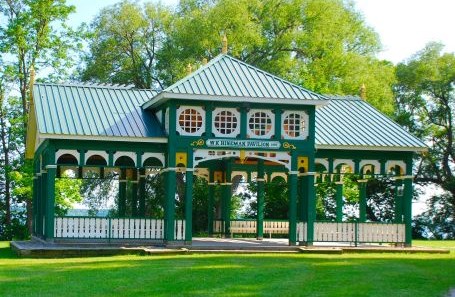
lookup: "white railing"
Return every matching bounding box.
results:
[305,222,405,244]
[54,217,186,240]
[296,222,307,242]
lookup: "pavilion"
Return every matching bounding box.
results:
[25,49,426,246]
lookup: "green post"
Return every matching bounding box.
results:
[118,169,127,217]
[184,149,194,243]
[207,173,215,236]
[288,151,298,245]
[335,181,343,222]
[165,102,177,242]
[131,169,138,217]
[256,159,265,240]
[358,180,367,222]
[403,177,413,246]
[44,149,56,240]
[240,107,247,138]
[394,179,404,223]
[40,167,47,238]
[288,172,298,245]
[138,168,146,216]
[304,173,316,246]
[274,108,282,140]
[222,162,232,237]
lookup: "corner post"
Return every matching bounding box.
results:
[118,169,127,217]
[222,162,232,237]
[358,179,368,222]
[44,148,56,240]
[288,152,298,245]
[335,181,343,222]
[138,168,146,216]
[256,159,265,240]
[207,171,215,236]
[131,169,139,217]
[403,156,413,246]
[164,102,177,242]
[184,148,194,244]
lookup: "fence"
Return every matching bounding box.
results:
[297,221,405,245]
[54,216,185,240]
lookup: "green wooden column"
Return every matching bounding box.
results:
[131,169,138,217]
[184,149,194,243]
[256,159,265,240]
[305,173,316,246]
[288,152,298,245]
[358,179,368,222]
[288,171,298,245]
[40,167,47,238]
[44,149,56,240]
[164,102,177,242]
[394,179,404,223]
[207,171,215,236]
[138,168,146,217]
[298,175,307,222]
[118,169,127,217]
[32,158,40,236]
[335,181,343,222]
[222,162,232,237]
[403,177,413,246]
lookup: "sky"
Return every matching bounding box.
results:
[67,0,455,64]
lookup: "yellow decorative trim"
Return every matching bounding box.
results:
[298,156,309,172]
[283,142,296,150]
[176,152,188,167]
[190,139,205,147]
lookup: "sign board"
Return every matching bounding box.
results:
[206,139,281,149]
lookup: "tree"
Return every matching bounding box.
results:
[81,0,171,89]
[0,0,80,238]
[82,0,395,113]
[394,42,455,239]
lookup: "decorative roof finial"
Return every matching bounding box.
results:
[186,63,192,75]
[202,58,208,66]
[222,34,228,54]
[360,83,366,100]
[29,66,36,104]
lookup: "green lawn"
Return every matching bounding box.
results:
[1,241,454,297]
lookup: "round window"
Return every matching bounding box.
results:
[178,108,203,134]
[214,110,238,135]
[283,113,305,137]
[249,111,272,136]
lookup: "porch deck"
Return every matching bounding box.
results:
[10,237,449,258]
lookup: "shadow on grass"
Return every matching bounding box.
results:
[0,245,17,259]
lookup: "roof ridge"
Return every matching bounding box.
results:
[34,82,137,90]
[324,94,362,101]
[225,55,328,100]
[162,54,226,92]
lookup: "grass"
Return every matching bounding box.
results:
[1,241,454,297]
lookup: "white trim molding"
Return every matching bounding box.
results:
[55,149,80,165]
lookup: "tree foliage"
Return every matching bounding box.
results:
[394,42,455,238]
[81,0,395,113]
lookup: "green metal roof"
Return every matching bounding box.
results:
[142,54,328,109]
[315,96,427,151]
[34,83,164,138]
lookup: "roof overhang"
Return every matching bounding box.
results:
[316,144,428,153]
[39,133,168,144]
[142,92,329,110]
